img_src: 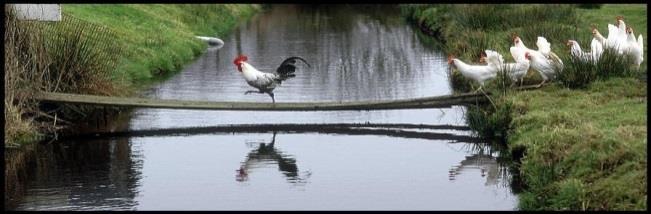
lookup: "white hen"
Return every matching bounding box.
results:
[606,23,625,53]
[483,48,530,87]
[505,47,531,86]
[536,36,564,67]
[602,16,629,54]
[448,55,498,91]
[616,16,628,43]
[566,39,603,64]
[525,51,561,87]
[513,35,536,54]
[514,35,563,66]
[624,27,644,69]
[592,26,609,48]
[536,36,552,58]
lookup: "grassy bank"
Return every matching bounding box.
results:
[507,78,646,210]
[62,4,261,85]
[403,4,647,210]
[4,4,261,146]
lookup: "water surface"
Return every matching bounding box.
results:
[11,5,518,210]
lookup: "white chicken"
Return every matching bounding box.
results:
[602,16,629,54]
[505,47,531,86]
[591,26,608,48]
[514,35,563,86]
[607,23,625,53]
[566,39,603,64]
[482,48,530,87]
[512,35,536,55]
[525,51,562,87]
[535,36,552,58]
[624,27,644,69]
[513,35,563,66]
[616,16,628,43]
[233,55,311,103]
[448,54,498,92]
[513,36,548,57]
[536,36,564,67]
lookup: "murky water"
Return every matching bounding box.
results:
[9,5,518,210]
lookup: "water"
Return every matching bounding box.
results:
[9,5,518,210]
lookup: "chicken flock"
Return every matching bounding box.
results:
[448,16,644,91]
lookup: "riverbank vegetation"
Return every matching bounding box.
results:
[4,4,261,146]
[403,4,646,210]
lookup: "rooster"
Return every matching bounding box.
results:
[233,55,311,103]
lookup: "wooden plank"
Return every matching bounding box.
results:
[33,91,489,111]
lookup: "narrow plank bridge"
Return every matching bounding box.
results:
[33,91,490,111]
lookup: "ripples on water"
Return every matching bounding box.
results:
[10,5,518,210]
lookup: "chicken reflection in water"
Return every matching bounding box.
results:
[236,132,311,184]
[448,143,511,188]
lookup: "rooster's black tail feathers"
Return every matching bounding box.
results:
[276,56,311,79]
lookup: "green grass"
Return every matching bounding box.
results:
[403,4,647,210]
[507,78,646,210]
[62,4,261,86]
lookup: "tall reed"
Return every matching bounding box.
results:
[5,6,42,146]
[4,5,126,146]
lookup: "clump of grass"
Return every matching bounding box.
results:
[488,66,514,95]
[37,14,126,95]
[577,4,603,9]
[595,47,637,78]
[557,53,599,89]
[443,4,577,32]
[466,98,513,141]
[446,4,515,31]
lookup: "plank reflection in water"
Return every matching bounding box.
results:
[236,132,311,184]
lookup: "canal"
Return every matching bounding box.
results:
[7,5,518,210]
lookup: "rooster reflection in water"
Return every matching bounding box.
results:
[236,132,311,183]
